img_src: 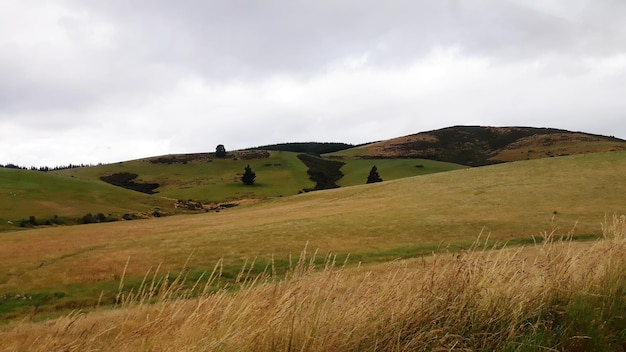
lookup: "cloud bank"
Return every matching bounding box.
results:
[1,0,625,166]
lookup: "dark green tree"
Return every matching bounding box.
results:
[241,164,256,185]
[366,165,383,184]
[216,144,227,158]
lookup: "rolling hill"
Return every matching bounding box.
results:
[52,151,465,205]
[1,126,624,349]
[0,150,624,320]
[327,125,626,165]
[2,125,622,231]
[0,150,465,231]
[0,168,172,232]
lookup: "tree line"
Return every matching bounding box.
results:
[0,163,100,172]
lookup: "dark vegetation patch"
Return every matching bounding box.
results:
[14,211,168,229]
[297,154,345,191]
[17,215,65,227]
[402,126,573,166]
[249,142,353,154]
[99,172,160,194]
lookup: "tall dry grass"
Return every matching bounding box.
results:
[2,215,625,351]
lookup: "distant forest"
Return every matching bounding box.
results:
[0,163,99,172]
[247,142,354,154]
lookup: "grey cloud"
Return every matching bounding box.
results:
[63,0,625,77]
[3,0,624,113]
[1,0,626,166]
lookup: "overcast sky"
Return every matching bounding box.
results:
[1,0,625,166]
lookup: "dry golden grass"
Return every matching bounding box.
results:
[2,215,624,351]
[0,151,624,310]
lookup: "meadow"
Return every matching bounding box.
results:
[0,151,624,350]
[0,168,171,231]
[1,215,625,351]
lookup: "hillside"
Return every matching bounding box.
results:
[0,168,172,232]
[54,151,465,203]
[0,151,624,320]
[328,125,626,166]
[0,151,464,231]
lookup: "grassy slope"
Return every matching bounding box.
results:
[55,151,465,201]
[55,151,314,203]
[1,151,466,232]
[0,151,623,319]
[0,168,171,231]
[337,158,468,186]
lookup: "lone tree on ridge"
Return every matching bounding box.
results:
[216,144,227,158]
[241,165,256,185]
[366,165,383,184]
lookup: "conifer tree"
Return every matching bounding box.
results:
[241,164,256,185]
[366,165,383,184]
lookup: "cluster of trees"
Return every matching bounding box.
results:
[247,142,354,154]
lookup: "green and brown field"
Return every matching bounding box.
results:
[0,145,625,350]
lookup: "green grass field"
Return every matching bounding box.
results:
[337,158,467,186]
[0,151,624,321]
[55,151,467,201]
[55,151,314,203]
[0,168,171,231]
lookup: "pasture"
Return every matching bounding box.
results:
[0,168,171,232]
[1,216,625,350]
[0,151,624,322]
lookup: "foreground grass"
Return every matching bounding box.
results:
[1,214,625,351]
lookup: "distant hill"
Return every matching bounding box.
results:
[329,126,626,166]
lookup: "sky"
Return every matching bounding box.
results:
[1,0,626,167]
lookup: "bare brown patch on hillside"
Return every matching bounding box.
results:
[350,133,439,159]
[146,150,270,164]
[489,133,626,162]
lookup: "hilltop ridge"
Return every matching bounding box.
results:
[331,125,626,166]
